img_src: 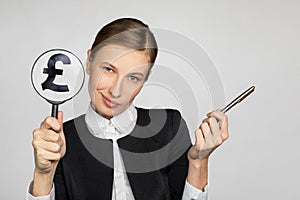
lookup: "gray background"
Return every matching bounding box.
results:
[1,0,299,199]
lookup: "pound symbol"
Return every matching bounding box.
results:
[41,53,70,92]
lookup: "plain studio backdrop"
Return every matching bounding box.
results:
[0,0,299,199]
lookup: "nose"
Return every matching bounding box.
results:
[109,76,123,98]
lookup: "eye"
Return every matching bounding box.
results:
[129,75,139,82]
[103,66,114,73]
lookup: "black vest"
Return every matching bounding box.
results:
[54,107,192,200]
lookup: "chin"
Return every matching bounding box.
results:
[96,104,123,118]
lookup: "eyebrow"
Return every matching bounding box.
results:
[102,62,145,77]
[129,72,145,77]
[102,62,117,69]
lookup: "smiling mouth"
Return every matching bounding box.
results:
[102,94,120,108]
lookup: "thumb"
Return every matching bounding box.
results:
[189,129,204,160]
[57,111,66,145]
[194,128,204,149]
[57,111,63,126]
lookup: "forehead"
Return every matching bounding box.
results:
[93,45,149,67]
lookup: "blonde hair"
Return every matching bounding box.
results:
[90,18,158,67]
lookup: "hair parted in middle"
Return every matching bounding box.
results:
[89,18,158,67]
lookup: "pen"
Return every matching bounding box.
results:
[221,86,255,113]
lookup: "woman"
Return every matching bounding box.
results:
[27,18,229,200]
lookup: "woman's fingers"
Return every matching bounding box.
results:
[36,149,62,161]
[195,128,204,149]
[189,109,230,160]
[189,129,202,160]
[57,111,63,125]
[40,116,62,132]
[191,126,215,160]
[32,113,66,174]
[33,129,62,143]
[200,122,211,141]
[207,109,229,141]
[200,119,222,147]
[207,109,228,130]
[202,117,219,139]
[32,140,62,153]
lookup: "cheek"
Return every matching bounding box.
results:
[88,72,111,91]
[88,73,106,101]
[127,85,143,103]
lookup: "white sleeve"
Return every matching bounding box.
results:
[182,179,208,200]
[26,181,55,200]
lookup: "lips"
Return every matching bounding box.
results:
[101,94,119,108]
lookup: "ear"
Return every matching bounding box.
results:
[86,49,92,75]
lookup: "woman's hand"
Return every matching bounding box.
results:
[186,109,229,190]
[31,111,66,196]
[188,109,229,161]
[32,111,66,173]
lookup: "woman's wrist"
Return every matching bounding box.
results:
[187,158,208,191]
[32,168,55,196]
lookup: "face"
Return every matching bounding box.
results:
[86,45,151,119]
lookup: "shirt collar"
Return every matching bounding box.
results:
[85,103,137,139]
